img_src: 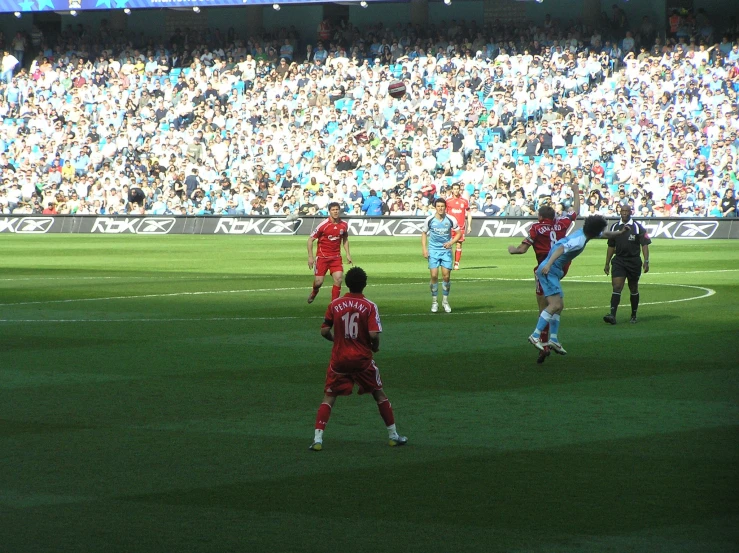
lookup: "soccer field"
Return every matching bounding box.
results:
[1,235,737,553]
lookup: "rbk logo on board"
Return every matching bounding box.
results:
[91,218,176,234]
[0,217,55,233]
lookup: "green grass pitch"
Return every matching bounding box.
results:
[1,235,737,553]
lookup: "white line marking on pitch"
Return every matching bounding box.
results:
[0,282,715,323]
[0,268,735,284]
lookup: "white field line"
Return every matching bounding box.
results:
[0,281,715,323]
[0,268,736,284]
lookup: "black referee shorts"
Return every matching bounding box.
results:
[611,257,642,281]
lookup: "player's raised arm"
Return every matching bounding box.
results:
[571,182,581,214]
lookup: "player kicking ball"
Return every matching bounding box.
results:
[307,202,352,305]
[421,198,461,313]
[309,267,407,451]
[528,215,627,355]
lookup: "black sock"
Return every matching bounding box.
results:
[610,292,621,315]
[630,293,639,316]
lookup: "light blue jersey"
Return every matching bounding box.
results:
[423,213,459,270]
[535,229,590,297]
[423,214,459,250]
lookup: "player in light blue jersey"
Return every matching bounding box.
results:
[421,198,461,313]
[529,215,626,355]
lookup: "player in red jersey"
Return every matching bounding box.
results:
[309,267,408,451]
[307,202,352,304]
[508,184,580,363]
[446,182,472,270]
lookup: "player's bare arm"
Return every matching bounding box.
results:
[321,325,334,342]
[342,234,352,265]
[604,246,615,275]
[508,242,531,255]
[642,244,650,273]
[445,230,462,249]
[542,245,564,275]
[571,182,581,213]
[421,232,429,258]
[369,331,380,353]
[601,227,628,239]
[307,236,316,269]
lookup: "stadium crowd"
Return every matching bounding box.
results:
[0,8,738,219]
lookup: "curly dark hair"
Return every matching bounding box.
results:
[345,267,368,294]
[583,215,608,239]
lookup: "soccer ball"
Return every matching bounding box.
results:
[388,81,406,99]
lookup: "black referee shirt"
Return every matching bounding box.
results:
[607,219,651,258]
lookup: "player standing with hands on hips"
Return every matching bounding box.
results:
[307,202,352,304]
[446,182,472,270]
[309,267,408,451]
[603,204,652,324]
[422,198,461,313]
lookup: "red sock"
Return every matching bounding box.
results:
[377,399,395,427]
[331,285,341,301]
[315,402,332,430]
[454,248,462,264]
[540,323,549,344]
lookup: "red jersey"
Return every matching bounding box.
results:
[446,196,470,231]
[525,211,577,263]
[323,293,382,373]
[311,218,348,259]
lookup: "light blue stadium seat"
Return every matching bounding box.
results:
[483,98,495,111]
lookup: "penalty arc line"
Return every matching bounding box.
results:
[0,282,716,323]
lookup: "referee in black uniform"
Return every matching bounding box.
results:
[603,204,652,324]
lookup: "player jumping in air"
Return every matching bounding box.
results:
[446,182,472,270]
[307,202,352,304]
[603,204,651,324]
[508,184,580,363]
[309,266,408,451]
[422,197,461,313]
[529,215,627,355]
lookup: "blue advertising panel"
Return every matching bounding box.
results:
[1,0,398,13]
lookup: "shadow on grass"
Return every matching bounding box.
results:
[122,426,737,536]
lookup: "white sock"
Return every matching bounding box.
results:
[314,429,324,442]
[387,424,398,439]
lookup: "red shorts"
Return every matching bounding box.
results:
[324,360,383,396]
[534,262,570,296]
[315,257,343,277]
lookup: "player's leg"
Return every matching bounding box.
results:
[604,263,626,323]
[454,232,465,270]
[330,265,344,301]
[310,393,337,451]
[535,285,551,363]
[530,270,563,351]
[545,295,566,354]
[440,251,453,312]
[371,389,407,446]
[627,272,640,323]
[308,259,327,304]
[429,264,440,312]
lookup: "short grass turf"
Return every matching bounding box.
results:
[1,235,737,553]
